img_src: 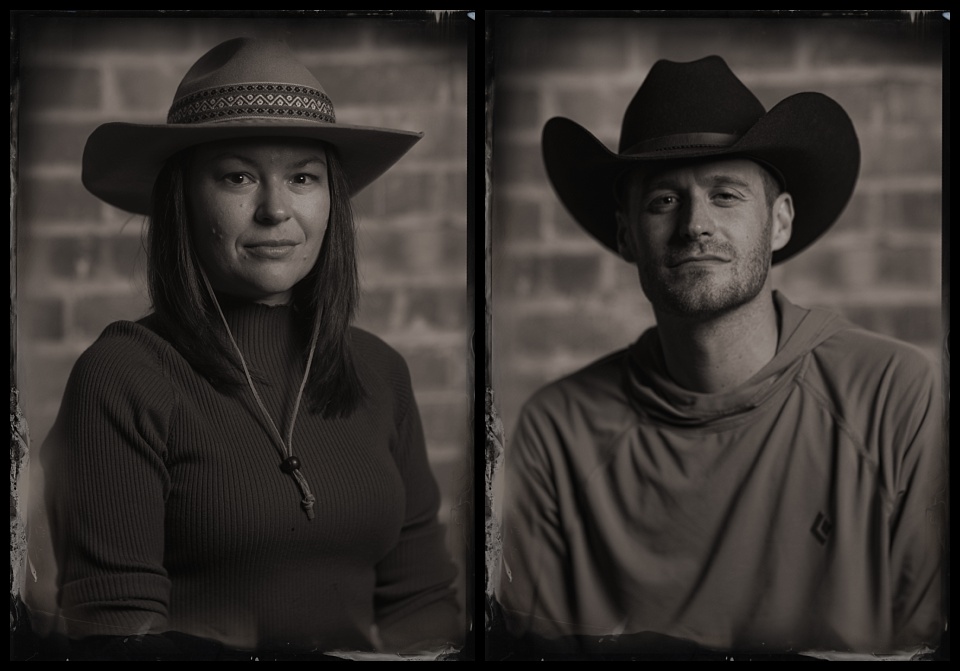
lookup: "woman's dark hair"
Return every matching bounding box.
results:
[146,142,365,418]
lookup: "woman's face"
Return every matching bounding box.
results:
[187,137,331,306]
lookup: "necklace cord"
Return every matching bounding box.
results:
[199,268,319,520]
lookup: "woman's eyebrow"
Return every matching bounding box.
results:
[206,154,328,168]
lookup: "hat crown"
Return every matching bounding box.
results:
[619,55,766,154]
[167,37,336,125]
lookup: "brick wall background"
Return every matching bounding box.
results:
[12,14,471,642]
[489,14,945,452]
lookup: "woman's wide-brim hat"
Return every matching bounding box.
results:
[542,55,861,265]
[82,37,424,215]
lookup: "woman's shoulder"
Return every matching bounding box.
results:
[347,326,415,392]
[348,326,409,368]
[71,316,178,379]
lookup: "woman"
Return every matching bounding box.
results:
[42,36,460,659]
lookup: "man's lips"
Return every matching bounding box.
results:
[668,254,730,268]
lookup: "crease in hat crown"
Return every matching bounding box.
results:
[166,38,336,125]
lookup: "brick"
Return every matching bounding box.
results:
[494,198,542,244]
[356,287,397,333]
[359,226,464,278]
[19,296,65,341]
[404,347,455,390]
[862,130,942,177]
[846,303,942,347]
[495,85,541,133]
[411,109,468,161]
[883,80,942,125]
[428,455,469,519]
[648,18,798,72]
[73,294,151,338]
[508,254,602,298]
[492,138,544,187]
[382,171,433,215]
[829,191,871,235]
[108,235,148,282]
[16,349,79,416]
[19,65,101,112]
[115,67,182,112]
[495,18,635,73]
[441,169,468,217]
[404,286,467,331]
[317,64,444,106]
[20,176,103,223]
[18,121,96,167]
[805,18,943,68]
[880,192,942,233]
[419,397,468,445]
[41,236,103,280]
[875,247,939,288]
[514,310,634,356]
[18,17,195,54]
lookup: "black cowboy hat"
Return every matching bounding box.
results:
[83,37,423,215]
[542,55,860,265]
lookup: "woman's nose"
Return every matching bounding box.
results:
[254,183,291,225]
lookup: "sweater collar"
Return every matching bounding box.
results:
[624,291,844,427]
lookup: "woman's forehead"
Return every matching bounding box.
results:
[191,137,330,164]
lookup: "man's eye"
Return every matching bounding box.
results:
[712,191,742,205]
[647,195,679,212]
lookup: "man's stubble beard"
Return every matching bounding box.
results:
[637,214,774,319]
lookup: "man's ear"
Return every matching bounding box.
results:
[616,211,637,263]
[770,192,794,253]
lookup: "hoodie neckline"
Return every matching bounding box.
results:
[624,291,844,428]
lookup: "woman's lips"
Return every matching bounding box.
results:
[245,241,299,259]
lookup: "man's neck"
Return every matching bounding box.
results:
[654,290,780,394]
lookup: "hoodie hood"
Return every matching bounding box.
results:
[625,291,848,428]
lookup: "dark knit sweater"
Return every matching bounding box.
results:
[43,302,459,655]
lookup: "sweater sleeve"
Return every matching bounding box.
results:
[883,352,945,651]
[42,323,175,640]
[495,392,576,646]
[371,356,461,652]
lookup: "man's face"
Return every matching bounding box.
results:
[616,157,792,318]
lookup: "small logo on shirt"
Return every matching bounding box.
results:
[810,512,833,545]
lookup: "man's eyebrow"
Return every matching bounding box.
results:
[703,173,752,189]
[642,173,754,191]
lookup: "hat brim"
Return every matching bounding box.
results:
[83,120,424,215]
[542,92,860,265]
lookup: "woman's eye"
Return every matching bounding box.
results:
[223,173,251,185]
[292,173,320,185]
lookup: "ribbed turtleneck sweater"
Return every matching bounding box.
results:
[43,302,459,654]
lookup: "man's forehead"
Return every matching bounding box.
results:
[622,157,767,190]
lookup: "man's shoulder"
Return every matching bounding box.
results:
[813,318,938,383]
[803,315,941,418]
[518,348,632,422]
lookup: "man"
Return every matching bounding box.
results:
[495,56,943,656]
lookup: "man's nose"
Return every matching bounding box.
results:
[679,195,716,240]
[254,182,292,225]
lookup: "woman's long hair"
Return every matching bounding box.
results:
[146,142,365,418]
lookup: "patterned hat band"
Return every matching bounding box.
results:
[167,83,336,125]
